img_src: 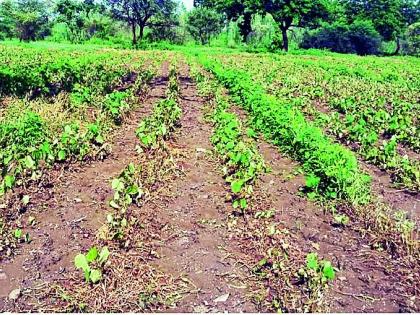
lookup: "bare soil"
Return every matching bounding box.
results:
[146,67,258,312]
[1,62,418,313]
[0,64,170,311]
[228,105,419,312]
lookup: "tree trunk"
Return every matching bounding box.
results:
[281,26,289,52]
[393,37,401,55]
[238,12,252,42]
[131,22,137,45]
[139,24,145,41]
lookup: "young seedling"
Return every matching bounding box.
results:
[74,246,110,284]
[298,252,336,295]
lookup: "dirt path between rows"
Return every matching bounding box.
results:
[0,63,169,310]
[140,66,258,312]
[229,104,419,312]
[302,99,419,223]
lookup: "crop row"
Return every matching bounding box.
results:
[0,45,158,99]
[136,65,182,150]
[196,55,372,205]
[212,53,419,191]
[0,51,162,196]
[192,68,265,211]
[106,63,181,243]
[191,64,336,312]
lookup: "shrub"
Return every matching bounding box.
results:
[406,22,420,55]
[301,20,382,55]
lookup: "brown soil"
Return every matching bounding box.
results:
[361,162,419,224]
[257,141,419,312]
[1,61,418,313]
[0,63,170,310]
[229,105,419,312]
[307,100,419,223]
[146,66,258,312]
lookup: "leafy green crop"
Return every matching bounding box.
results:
[197,55,372,205]
[192,65,266,212]
[136,65,181,149]
[74,246,110,283]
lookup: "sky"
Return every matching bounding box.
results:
[181,0,194,11]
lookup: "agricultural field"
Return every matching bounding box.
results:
[0,43,419,313]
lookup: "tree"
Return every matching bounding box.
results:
[301,19,382,55]
[247,0,332,51]
[146,2,182,43]
[55,0,113,42]
[0,0,15,40]
[406,22,420,54]
[56,0,87,42]
[342,0,420,54]
[14,0,50,41]
[197,0,254,42]
[108,0,178,45]
[186,7,223,44]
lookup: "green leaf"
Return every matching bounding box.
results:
[74,254,89,272]
[306,253,318,270]
[4,175,15,189]
[58,150,66,161]
[24,156,36,169]
[231,180,243,194]
[322,261,335,280]
[109,200,120,209]
[95,135,104,144]
[305,174,320,189]
[112,178,124,191]
[14,228,22,239]
[22,195,30,205]
[128,163,136,174]
[86,247,98,263]
[98,247,110,265]
[90,269,102,283]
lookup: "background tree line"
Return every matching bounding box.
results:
[0,0,419,55]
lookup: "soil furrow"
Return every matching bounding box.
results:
[148,66,257,312]
[229,104,419,312]
[0,63,169,309]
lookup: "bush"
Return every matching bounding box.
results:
[406,22,420,55]
[301,20,382,55]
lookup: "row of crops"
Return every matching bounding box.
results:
[0,45,167,197]
[189,51,418,258]
[194,52,419,193]
[191,64,337,312]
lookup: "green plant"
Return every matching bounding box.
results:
[136,65,181,149]
[74,246,110,283]
[297,252,336,303]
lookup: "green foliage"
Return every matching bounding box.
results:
[203,50,419,191]
[302,20,382,55]
[186,7,223,45]
[246,0,333,51]
[0,111,107,195]
[342,0,410,42]
[13,0,51,41]
[74,246,110,283]
[136,65,181,149]
[107,163,144,241]
[55,0,118,43]
[198,55,372,204]
[0,46,132,97]
[406,22,420,55]
[301,252,336,282]
[192,66,266,212]
[108,0,179,45]
[0,0,15,40]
